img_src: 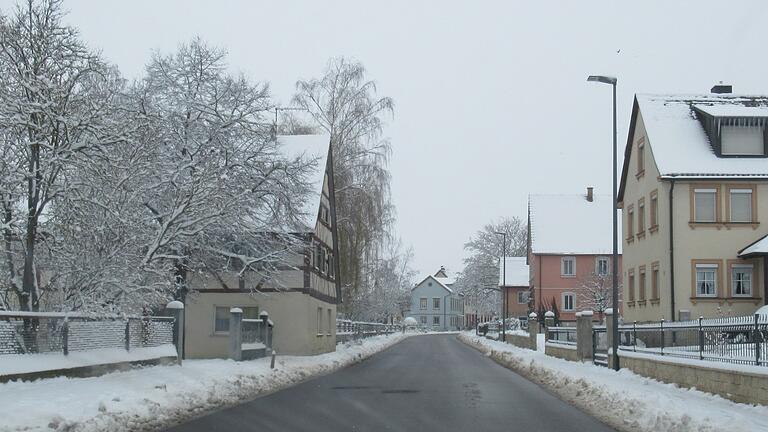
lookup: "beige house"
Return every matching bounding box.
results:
[618,89,768,322]
[184,134,341,357]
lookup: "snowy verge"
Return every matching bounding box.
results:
[0,332,414,432]
[0,345,177,376]
[458,332,768,432]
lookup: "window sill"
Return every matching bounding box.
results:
[560,275,576,278]
[690,296,762,304]
[688,222,723,229]
[724,222,760,230]
[626,236,634,244]
[649,225,659,234]
[637,300,647,306]
[650,299,660,305]
[626,301,636,307]
[636,231,646,239]
[317,333,325,337]
[635,170,645,180]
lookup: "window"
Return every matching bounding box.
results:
[329,253,335,278]
[419,298,427,310]
[317,307,323,335]
[650,190,659,230]
[596,257,609,276]
[721,125,765,156]
[637,198,646,234]
[695,264,718,297]
[651,262,660,300]
[638,266,646,301]
[433,298,440,310]
[314,242,322,270]
[729,188,753,223]
[214,307,230,333]
[562,293,575,311]
[433,316,440,325]
[637,140,645,174]
[327,309,332,335]
[732,264,753,297]
[214,306,258,333]
[694,188,717,222]
[628,269,635,302]
[420,316,427,324]
[319,205,330,224]
[561,256,575,276]
[627,205,635,240]
[518,291,529,304]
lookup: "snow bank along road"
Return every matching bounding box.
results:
[0,333,410,432]
[460,333,768,432]
[166,334,613,432]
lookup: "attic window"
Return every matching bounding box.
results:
[721,123,764,156]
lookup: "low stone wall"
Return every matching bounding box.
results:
[545,343,579,362]
[618,350,768,406]
[506,333,534,350]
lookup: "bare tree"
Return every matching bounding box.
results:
[577,271,621,320]
[292,57,396,315]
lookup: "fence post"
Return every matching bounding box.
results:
[125,319,131,352]
[660,318,665,356]
[62,318,69,356]
[260,311,269,347]
[166,300,185,365]
[577,311,594,361]
[544,311,555,330]
[605,308,615,368]
[633,321,637,353]
[528,312,538,350]
[755,314,760,366]
[229,307,243,361]
[267,319,274,349]
[699,316,704,361]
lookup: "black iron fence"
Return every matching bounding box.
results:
[618,314,768,366]
[546,326,577,346]
[0,311,174,357]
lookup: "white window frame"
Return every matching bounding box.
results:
[729,189,753,223]
[694,188,717,223]
[420,297,427,310]
[596,256,609,276]
[433,316,440,326]
[420,316,427,324]
[721,125,765,156]
[695,264,718,298]
[327,309,332,335]
[562,292,576,312]
[214,306,230,334]
[433,297,440,310]
[561,256,576,277]
[732,264,753,297]
[317,307,323,336]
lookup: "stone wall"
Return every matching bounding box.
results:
[545,343,579,362]
[506,333,534,350]
[618,350,768,406]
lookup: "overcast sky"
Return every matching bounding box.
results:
[6,0,767,278]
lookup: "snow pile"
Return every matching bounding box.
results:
[459,332,768,432]
[0,333,411,432]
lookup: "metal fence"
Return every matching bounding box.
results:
[0,311,174,357]
[336,320,401,343]
[241,318,272,348]
[618,314,768,366]
[546,326,578,346]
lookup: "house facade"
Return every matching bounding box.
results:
[528,190,623,322]
[184,134,341,357]
[409,267,465,330]
[619,91,768,322]
[500,257,531,320]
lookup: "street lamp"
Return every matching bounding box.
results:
[494,231,507,343]
[587,74,620,371]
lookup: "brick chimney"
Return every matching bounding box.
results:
[586,187,594,202]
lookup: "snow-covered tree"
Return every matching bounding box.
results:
[0,0,130,311]
[577,271,621,320]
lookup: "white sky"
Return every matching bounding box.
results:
[5,0,767,277]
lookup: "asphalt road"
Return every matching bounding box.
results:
[166,334,614,432]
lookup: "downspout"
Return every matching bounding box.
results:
[669,180,676,321]
[443,292,451,330]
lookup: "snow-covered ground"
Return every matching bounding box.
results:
[0,332,413,432]
[459,332,768,432]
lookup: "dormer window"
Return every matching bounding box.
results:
[721,124,764,156]
[693,105,768,157]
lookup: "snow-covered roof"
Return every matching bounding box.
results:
[529,193,622,255]
[434,276,455,287]
[499,257,529,287]
[277,134,332,230]
[739,234,768,257]
[635,94,768,179]
[412,275,453,293]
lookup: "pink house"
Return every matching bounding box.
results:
[527,189,623,322]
